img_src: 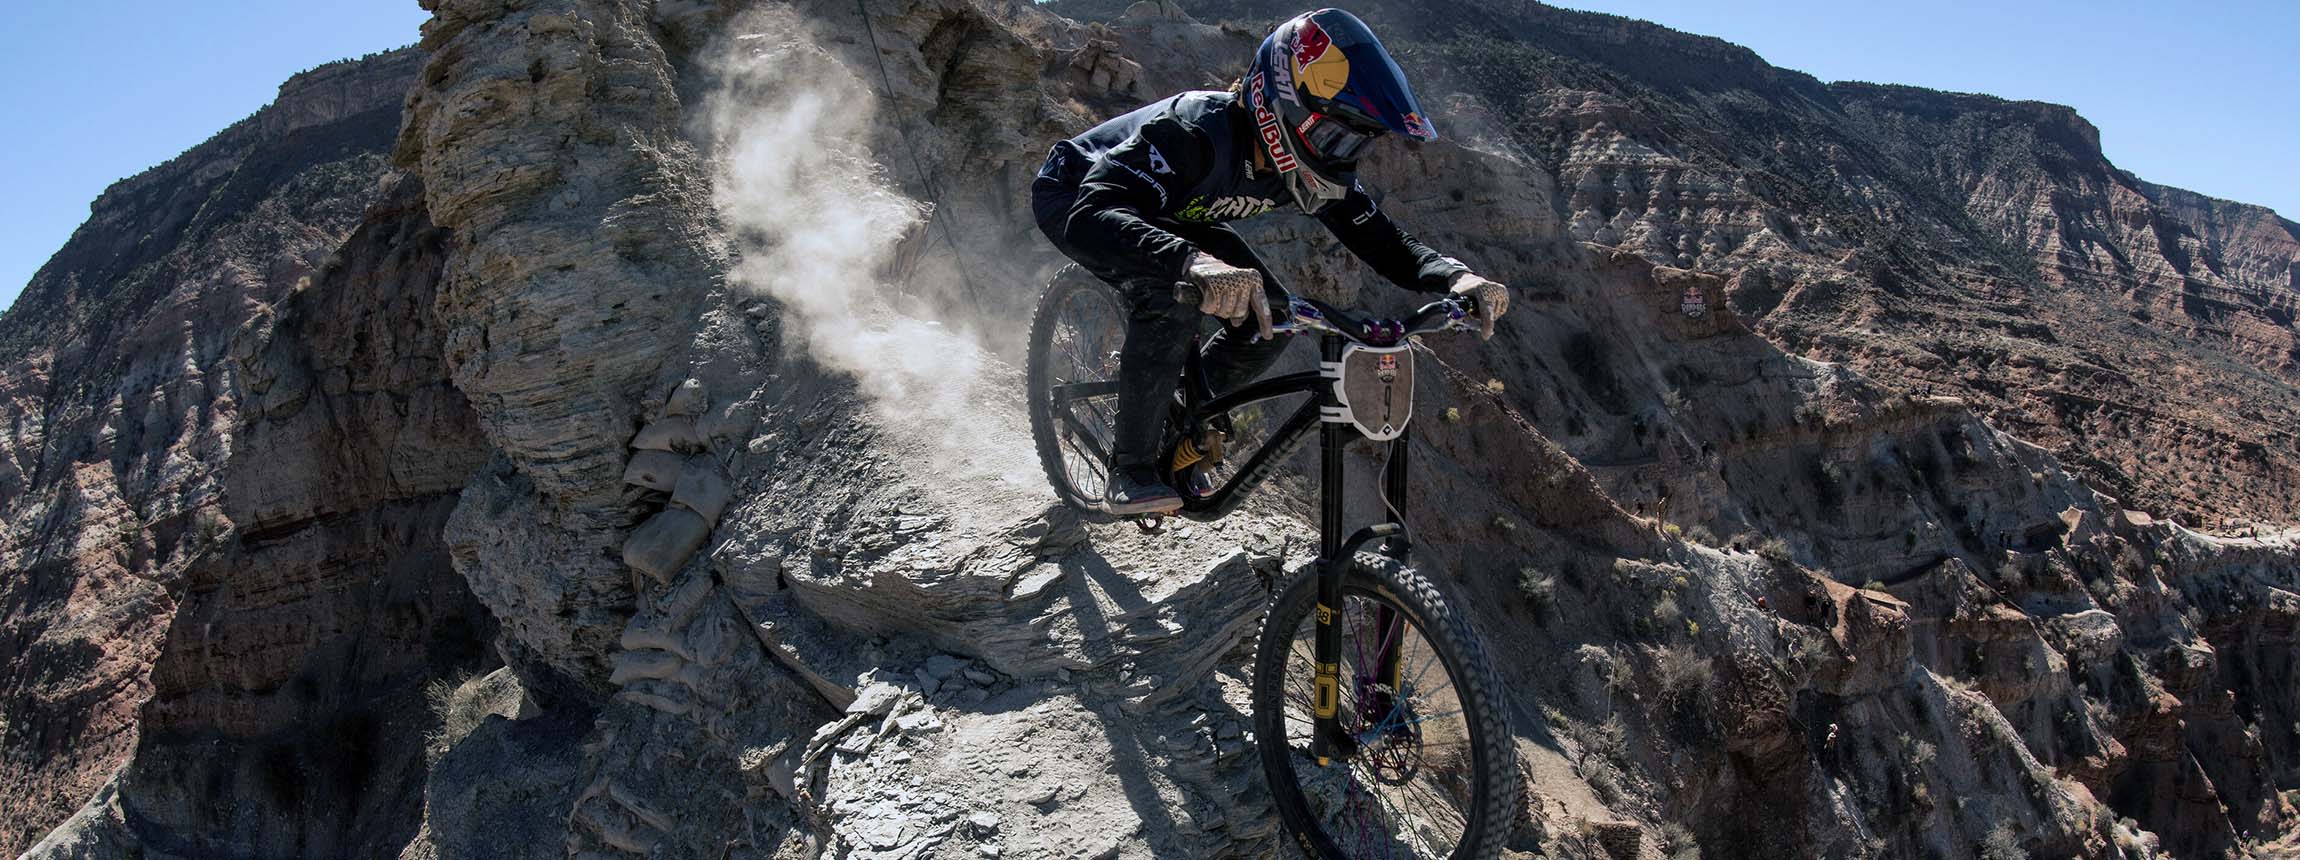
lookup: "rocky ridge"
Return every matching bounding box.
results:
[5,2,2299,860]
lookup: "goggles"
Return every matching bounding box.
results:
[1295,111,1384,163]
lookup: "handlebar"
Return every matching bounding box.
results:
[1172,282,1481,347]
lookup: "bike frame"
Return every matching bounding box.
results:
[1047,290,1476,767]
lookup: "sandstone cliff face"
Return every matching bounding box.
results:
[393,0,731,698]
[0,49,421,858]
[1829,85,2300,525]
[108,174,494,860]
[9,2,2300,860]
[1418,7,2300,528]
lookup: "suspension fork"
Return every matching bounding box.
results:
[1309,346,1413,765]
[1312,336,1348,765]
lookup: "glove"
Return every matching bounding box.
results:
[1448,272,1510,340]
[1185,252,1273,340]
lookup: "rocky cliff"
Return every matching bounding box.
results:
[1415,5,2300,527]
[6,2,2299,859]
[0,48,426,858]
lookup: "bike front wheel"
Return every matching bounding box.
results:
[1252,554,1516,859]
[1026,265,1126,514]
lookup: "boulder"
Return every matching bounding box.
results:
[671,458,733,523]
[632,416,707,453]
[664,378,708,416]
[622,450,684,491]
[624,509,712,584]
[609,650,683,685]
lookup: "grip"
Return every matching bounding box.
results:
[1174,281,1202,306]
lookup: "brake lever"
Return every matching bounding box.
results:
[1176,282,1312,343]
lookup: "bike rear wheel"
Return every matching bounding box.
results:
[1026,266,1126,514]
[1253,554,1515,859]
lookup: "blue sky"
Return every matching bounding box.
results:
[0,3,430,314]
[2,3,2295,313]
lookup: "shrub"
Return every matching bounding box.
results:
[1980,823,2027,860]
[1658,823,1700,860]
[422,670,522,764]
[1585,717,1630,761]
[1584,762,1625,805]
[1652,594,1684,632]
[423,671,481,764]
[1602,651,1633,694]
[1517,568,1557,617]
[1654,646,1712,709]
[1996,561,2027,590]
[1903,734,1937,768]
[1756,537,1794,564]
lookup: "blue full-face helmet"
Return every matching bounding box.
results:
[1245,9,1438,214]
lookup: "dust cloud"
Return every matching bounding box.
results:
[700,10,1036,487]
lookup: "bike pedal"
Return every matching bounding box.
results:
[1135,515,1167,534]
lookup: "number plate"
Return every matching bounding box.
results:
[1328,344,1414,441]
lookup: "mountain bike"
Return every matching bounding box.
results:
[1025,266,1516,859]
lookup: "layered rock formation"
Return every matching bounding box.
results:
[100,173,496,859]
[5,1,2299,859]
[0,48,422,858]
[1462,6,2299,527]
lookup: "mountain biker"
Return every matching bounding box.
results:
[1031,8,1512,515]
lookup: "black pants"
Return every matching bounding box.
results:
[1034,179,1291,472]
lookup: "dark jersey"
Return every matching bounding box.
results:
[1034,90,1468,292]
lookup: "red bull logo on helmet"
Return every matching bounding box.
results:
[1401,111,1434,140]
[1293,18,1332,66]
[1248,72,1301,174]
[1291,18,1352,101]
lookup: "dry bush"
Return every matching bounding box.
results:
[1583,761,1625,805]
[1518,568,1557,618]
[1981,822,2027,860]
[1651,594,1684,633]
[1658,822,1700,860]
[424,670,522,764]
[1602,650,1633,695]
[1996,561,2028,590]
[424,672,481,763]
[1654,646,1712,709]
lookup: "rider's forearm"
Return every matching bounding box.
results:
[1317,191,1470,293]
[1063,190,1197,284]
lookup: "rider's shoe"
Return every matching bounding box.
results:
[1106,466,1183,515]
